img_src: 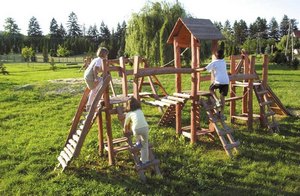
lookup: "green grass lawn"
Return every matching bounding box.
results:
[0,62,299,195]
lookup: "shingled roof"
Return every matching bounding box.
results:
[167,17,224,46]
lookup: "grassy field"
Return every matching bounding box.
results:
[0,62,299,195]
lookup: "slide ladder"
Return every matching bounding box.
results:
[200,95,239,158]
[254,83,279,132]
[265,84,294,116]
[54,75,112,172]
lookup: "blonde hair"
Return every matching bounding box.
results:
[96,47,109,58]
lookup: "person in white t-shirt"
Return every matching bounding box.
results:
[84,47,109,112]
[124,97,150,166]
[198,49,229,119]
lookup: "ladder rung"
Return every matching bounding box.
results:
[260,100,273,106]
[257,90,268,95]
[104,137,128,145]
[76,129,82,136]
[224,141,240,150]
[60,150,71,162]
[165,95,186,103]
[64,147,73,158]
[225,96,243,102]
[161,98,178,105]
[66,144,75,154]
[265,111,276,117]
[136,159,160,171]
[57,156,67,169]
[173,92,191,99]
[73,134,80,142]
[68,139,77,148]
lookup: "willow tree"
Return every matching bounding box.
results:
[125,1,186,66]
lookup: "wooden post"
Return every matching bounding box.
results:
[190,36,198,143]
[133,56,140,100]
[97,112,104,156]
[120,57,128,97]
[209,40,218,132]
[242,54,249,114]
[102,59,114,165]
[247,56,255,131]
[174,37,182,135]
[230,55,236,123]
[262,55,269,87]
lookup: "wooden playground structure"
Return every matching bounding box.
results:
[54,18,293,181]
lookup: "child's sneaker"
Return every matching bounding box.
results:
[137,160,151,167]
[133,142,142,149]
[215,100,221,108]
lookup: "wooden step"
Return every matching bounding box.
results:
[225,96,243,102]
[60,150,71,163]
[64,147,73,158]
[165,95,186,103]
[161,98,178,105]
[256,90,268,95]
[57,156,67,169]
[76,129,82,136]
[173,92,191,99]
[260,100,273,106]
[104,137,128,145]
[66,144,75,154]
[72,134,80,142]
[68,139,77,148]
[265,111,276,117]
[136,159,160,171]
[224,141,240,150]
[112,145,131,153]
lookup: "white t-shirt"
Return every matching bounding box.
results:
[84,57,103,81]
[205,59,229,84]
[124,109,149,131]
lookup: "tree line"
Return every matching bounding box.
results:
[0,1,298,66]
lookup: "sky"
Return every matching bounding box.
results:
[0,0,299,35]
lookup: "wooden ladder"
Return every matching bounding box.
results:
[254,83,279,132]
[200,95,239,158]
[103,132,161,182]
[54,75,111,172]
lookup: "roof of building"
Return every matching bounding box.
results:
[293,30,300,38]
[167,17,224,46]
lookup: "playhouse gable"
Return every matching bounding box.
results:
[167,17,224,47]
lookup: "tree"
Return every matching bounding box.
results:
[221,20,235,56]
[99,21,111,49]
[27,17,43,36]
[49,18,59,37]
[66,12,82,37]
[57,44,70,57]
[280,15,290,37]
[233,20,248,46]
[21,46,34,63]
[125,1,186,66]
[3,17,23,53]
[3,17,20,34]
[268,17,280,41]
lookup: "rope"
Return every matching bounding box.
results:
[162,48,190,67]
